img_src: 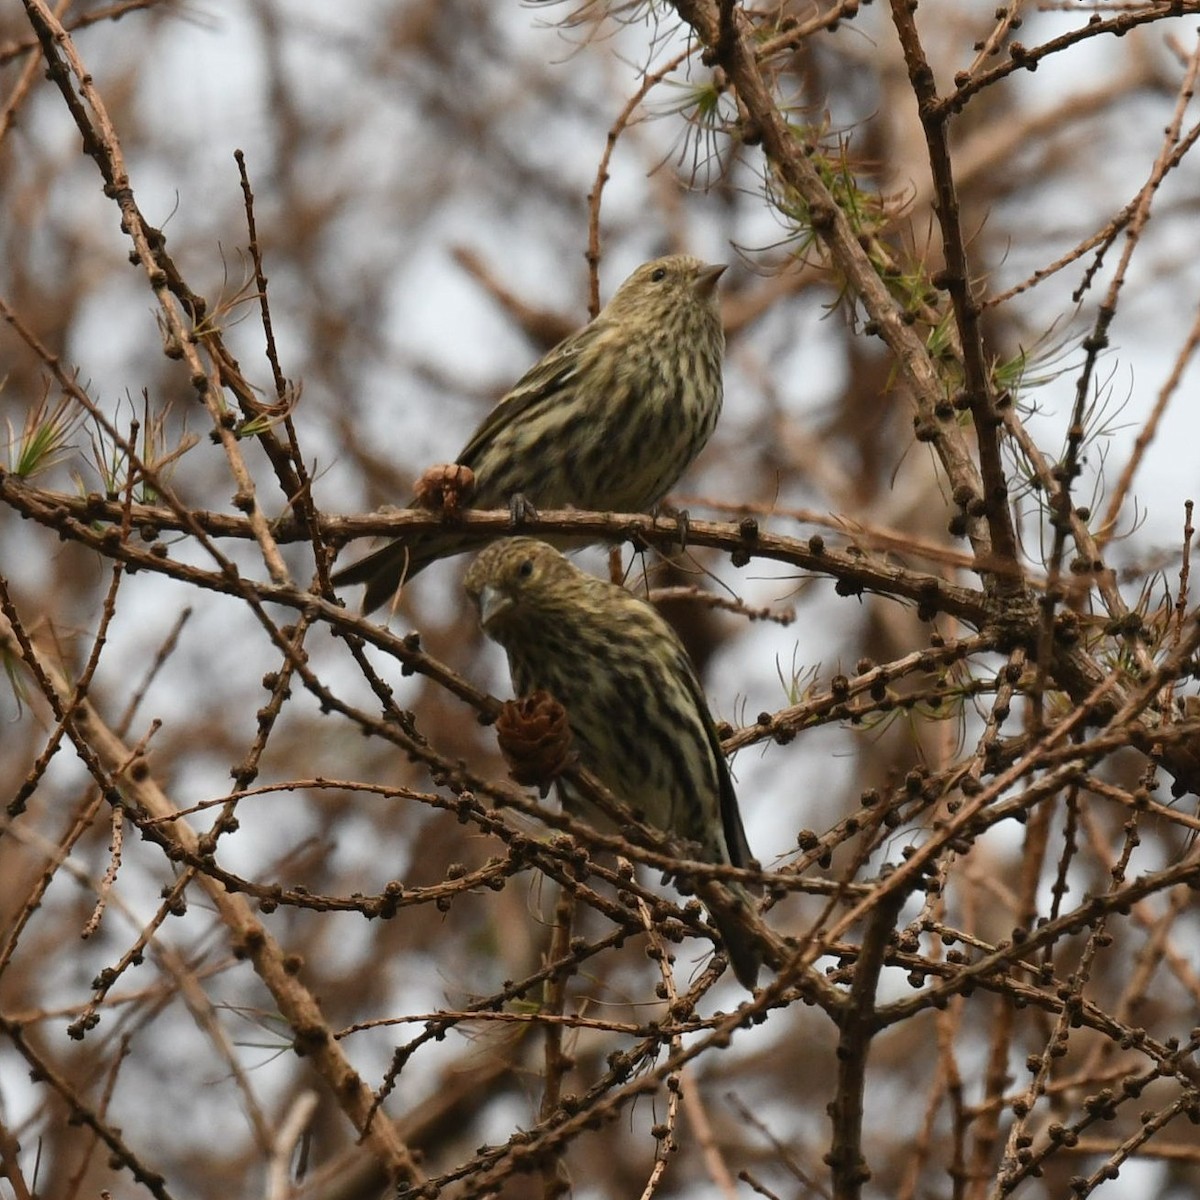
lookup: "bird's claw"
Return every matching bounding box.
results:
[508,492,540,526]
[653,502,690,551]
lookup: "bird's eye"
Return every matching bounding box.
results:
[649,267,667,282]
[517,558,534,580]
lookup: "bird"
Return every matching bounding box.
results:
[334,254,727,613]
[463,537,762,989]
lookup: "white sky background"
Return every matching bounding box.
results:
[6,2,1200,1196]
[56,2,1198,692]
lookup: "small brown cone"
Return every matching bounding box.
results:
[412,462,476,516]
[495,691,572,790]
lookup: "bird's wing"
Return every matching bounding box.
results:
[455,326,595,469]
[677,656,756,874]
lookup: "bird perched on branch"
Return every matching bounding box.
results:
[464,537,762,989]
[334,254,727,613]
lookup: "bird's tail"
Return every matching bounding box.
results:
[331,540,424,613]
[701,880,762,990]
[331,532,478,613]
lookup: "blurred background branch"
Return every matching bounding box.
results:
[4,2,1200,1198]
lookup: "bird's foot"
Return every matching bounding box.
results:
[652,502,690,551]
[508,492,540,526]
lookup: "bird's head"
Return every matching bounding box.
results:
[603,255,726,323]
[464,538,578,635]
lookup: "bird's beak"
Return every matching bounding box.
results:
[476,584,513,629]
[695,263,727,299]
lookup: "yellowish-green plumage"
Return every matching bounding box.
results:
[335,255,726,612]
[464,537,761,989]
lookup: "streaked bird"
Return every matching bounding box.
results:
[335,255,726,613]
[464,537,761,988]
